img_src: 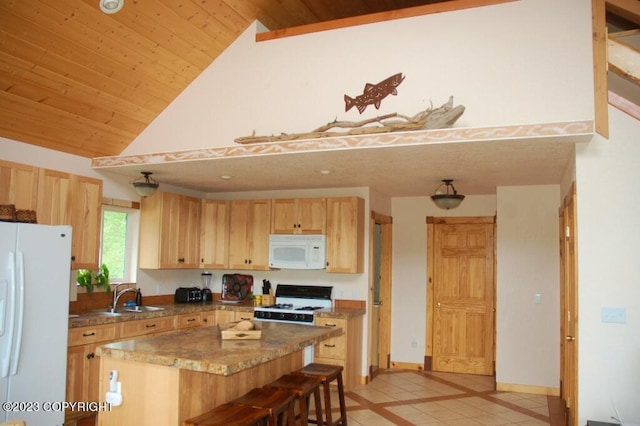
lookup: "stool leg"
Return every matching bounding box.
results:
[321,381,333,426]
[336,374,347,426]
[312,386,324,426]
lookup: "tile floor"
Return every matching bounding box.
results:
[319,369,566,426]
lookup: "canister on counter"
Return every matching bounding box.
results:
[253,295,262,306]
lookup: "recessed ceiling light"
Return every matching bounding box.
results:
[219,175,233,180]
[99,0,124,14]
[318,170,332,175]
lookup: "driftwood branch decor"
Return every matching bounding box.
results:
[234,96,465,145]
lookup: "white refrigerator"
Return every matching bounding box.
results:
[1,222,72,425]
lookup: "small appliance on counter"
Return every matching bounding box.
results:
[175,287,210,303]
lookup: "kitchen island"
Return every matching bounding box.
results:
[96,321,342,426]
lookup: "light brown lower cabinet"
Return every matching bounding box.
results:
[314,316,363,391]
[66,323,118,405]
[177,312,202,328]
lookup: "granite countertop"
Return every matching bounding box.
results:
[96,321,342,375]
[69,302,365,328]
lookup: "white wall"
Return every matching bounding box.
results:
[122,0,593,156]
[575,107,640,424]
[390,195,496,364]
[496,185,561,389]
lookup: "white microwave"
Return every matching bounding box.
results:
[268,234,326,270]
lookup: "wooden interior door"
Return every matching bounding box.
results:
[430,217,495,375]
[369,212,392,380]
[560,184,578,425]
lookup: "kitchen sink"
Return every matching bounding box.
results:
[122,306,165,313]
[89,306,165,315]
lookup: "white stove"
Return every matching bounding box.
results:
[253,284,333,365]
[253,284,333,325]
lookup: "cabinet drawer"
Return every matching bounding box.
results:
[235,311,254,322]
[68,324,118,347]
[316,334,346,359]
[315,318,346,330]
[119,316,176,338]
[177,312,202,328]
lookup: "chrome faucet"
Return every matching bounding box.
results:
[111,283,138,313]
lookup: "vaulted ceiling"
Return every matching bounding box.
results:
[0,0,451,159]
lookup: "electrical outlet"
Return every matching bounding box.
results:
[411,338,417,348]
[601,307,627,324]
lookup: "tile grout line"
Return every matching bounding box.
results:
[341,369,552,424]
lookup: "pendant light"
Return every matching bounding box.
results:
[132,172,159,198]
[430,179,465,210]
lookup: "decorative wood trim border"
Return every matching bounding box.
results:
[92,121,593,169]
[256,0,516,42]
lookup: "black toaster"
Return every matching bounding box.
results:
[175,287,209,303]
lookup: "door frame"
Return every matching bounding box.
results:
[368,211,392,380]
[560,182,579,425]
[425,216,496,372]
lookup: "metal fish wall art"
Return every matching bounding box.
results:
[344,73,405,114]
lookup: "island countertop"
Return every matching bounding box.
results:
[96,321,342,376]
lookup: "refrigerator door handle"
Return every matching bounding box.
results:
[1,251,16,378]
[10,251,25,376]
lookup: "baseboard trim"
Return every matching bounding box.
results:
[391,361,424,371]
[496,382,560,396]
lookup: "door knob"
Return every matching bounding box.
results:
[565,335,575,341]
[436,302,441,308]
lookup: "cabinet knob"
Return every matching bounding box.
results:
[71,255,76,261]
[86,352,95,360]
[178,258,185,263]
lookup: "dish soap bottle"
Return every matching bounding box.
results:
[135,289,142,306]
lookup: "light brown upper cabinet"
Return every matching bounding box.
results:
[139,191,201,269]
[200,199,230,269]
[271,198,326,235]
[36,168,102,269]
[69,175,103,269]
[325,197,365,273]
[0,159,39,211]
[228,199,271,270]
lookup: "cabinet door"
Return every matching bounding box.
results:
[178,195,201,268]
[326,197,364,273]
[70,175,102,269]
[200,199,229,269]
[228,200,251,269]
[271,198,326,234]
[37,169,71,225]
[159,192,183,268]
[271,198,297,234]
[66,343,102,404]
[202,311,217,327]
[228,200,271,270]
[247,199,271,270]
[0,159,39,210]
[297,198,326,234]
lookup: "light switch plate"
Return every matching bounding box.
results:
[601,307,626,324]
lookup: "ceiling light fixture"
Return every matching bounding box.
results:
[99,0,124,14]
[430,179,465,210]
[131,172,159,198]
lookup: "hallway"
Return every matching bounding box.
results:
[336,369,565,425]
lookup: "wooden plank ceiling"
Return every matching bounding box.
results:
[0,0,450,159]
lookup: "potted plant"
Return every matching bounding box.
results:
[77,264,111,293]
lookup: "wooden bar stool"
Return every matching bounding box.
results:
[264,373,324,426]
[183,401,270,426]
[232,388,297,426]
[293,363,347,426]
